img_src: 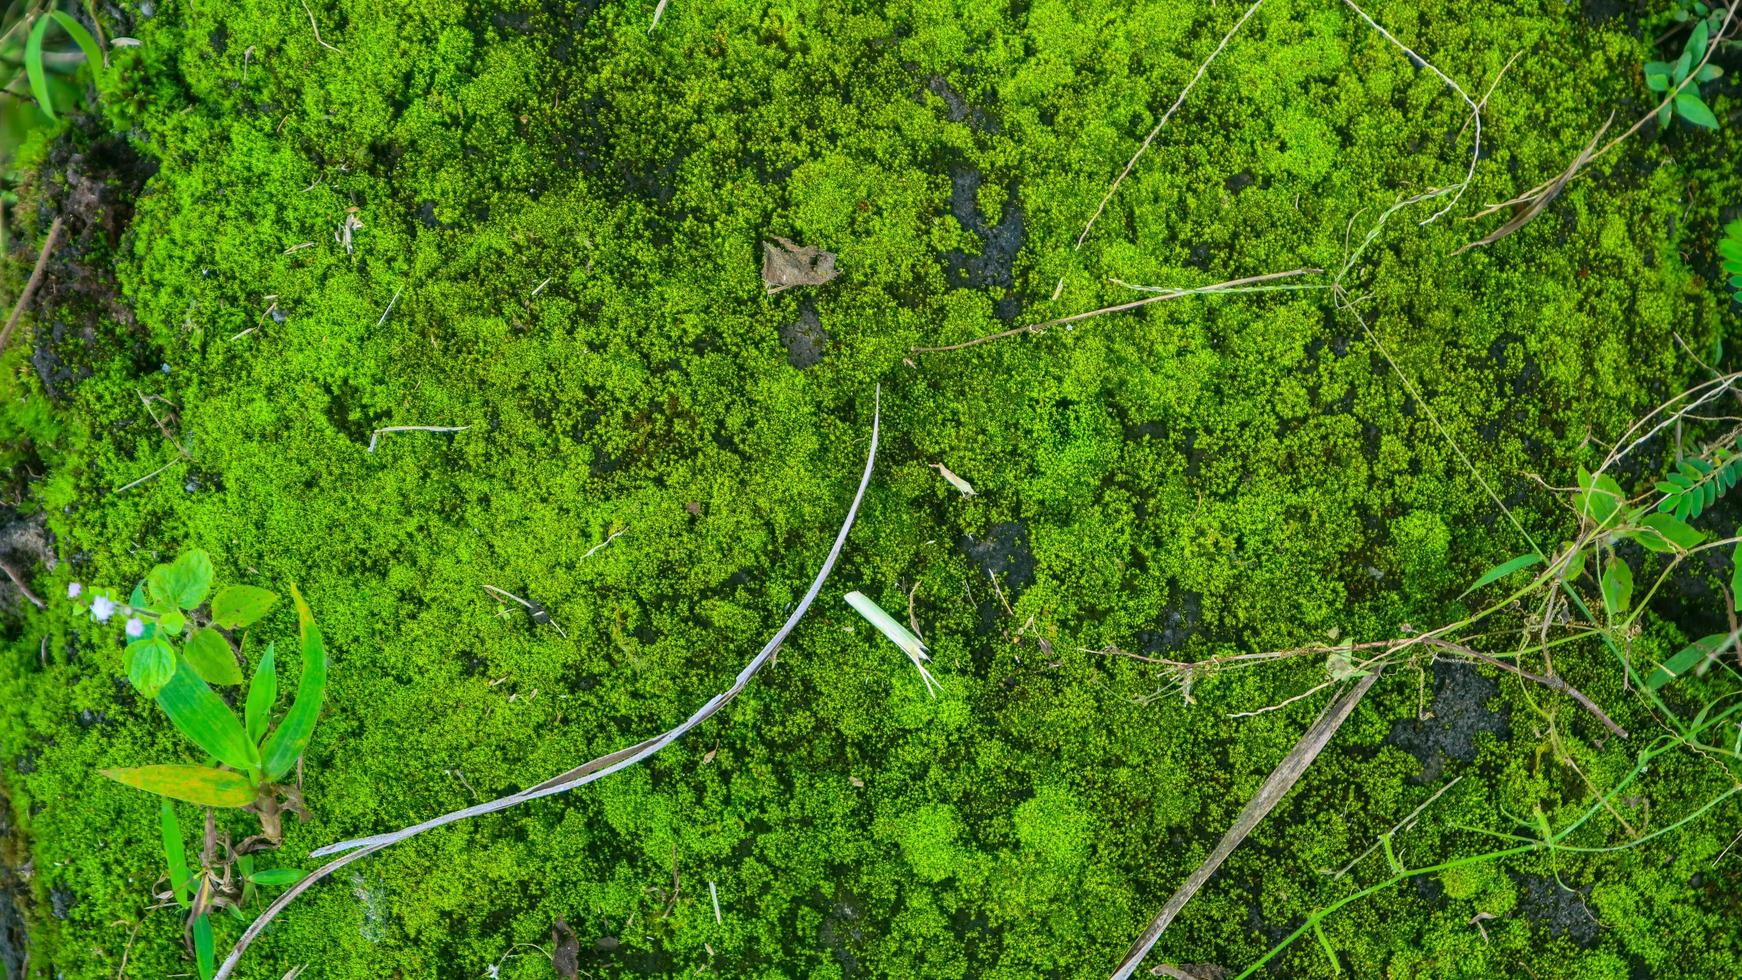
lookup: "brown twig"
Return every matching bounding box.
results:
[912,268,1322,354]
[0,557,45,609]
[299,0,343,52]
[1108,669,1383,980]
[1473,4,1736,220]
[1425,639,1627,739]
[1455,112,1613,255]
[1,217,64,355]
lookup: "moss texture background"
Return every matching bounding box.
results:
[3,0,1742,976]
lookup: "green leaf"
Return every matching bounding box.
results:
[160,800,192,908]
[1646,72,1669,92]
[159,609,186,635]
[1646,633,1731,691]
[1673,48,1693,82]
[246,867,305,886]
[194,912,215,980]
[211,585,278,629]
[259,584,328,781]
[1461,553,1542,597]
[47,11,102,74]
[245,642,278,745]
[148,549,214,610]
[1676,93,1719,129]
[1659,102,1674,128]
[1634,512,1705,553]
[1574,473,1626,527]
[102,765,256,807]
[25,15,54,121]
[1563,544,1588,582]
[1601,557,1634,617]
[1731,538,1741,612]
[1689,19,1710,59]
[1696,63,1724,82]
[156,659,260,774]
[126,637,175,696]
[184,628,244,686]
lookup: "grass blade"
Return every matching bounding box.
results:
[260,584,327,781]
[845,590,941,697]
[1460,553,1541,597]
[245,643,277,745]
[25,15,54,120]
[161,800,192,907]
[47,12,102,74]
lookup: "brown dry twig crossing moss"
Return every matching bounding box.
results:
[911,268,1323,354]
[1108,669,1384,980]
[0,216,63,355]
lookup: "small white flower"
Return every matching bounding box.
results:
[90,595,117,622]
[124,616,145,638]
[67,582,83,599]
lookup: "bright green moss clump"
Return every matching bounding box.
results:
[2,0,1740,976]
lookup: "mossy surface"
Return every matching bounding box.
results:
[3,0,1742,976]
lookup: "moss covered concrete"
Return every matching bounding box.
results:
[3,0,1741,976]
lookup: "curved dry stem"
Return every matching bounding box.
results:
[214,388,884,980]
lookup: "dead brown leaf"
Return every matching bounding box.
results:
[552,916,580,978]
[761,237,838,294]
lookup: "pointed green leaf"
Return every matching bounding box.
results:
[1732,538,1741,612]
[102,765,255,807]
[211,585,278,629]
[126,637,175,696]
[1689,19,1710,59]
[155,660,259,773]
[1676,93,1719,129]
[1646,633,1731,691]
[1634,512,1705,553]
[184,628,243,686]
[245,643,276,745]
[1461,553,1541,597]
[1563,543,1587,582]
[1601,557,1634,617]
[260,584,328,781]
[160,800,192,908]
[25,15,54,121]
[246,867,305,886]
[47,12,102,74]
[194,912,215,980]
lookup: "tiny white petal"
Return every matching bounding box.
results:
[67,582,83,598]
[124,617,145,638]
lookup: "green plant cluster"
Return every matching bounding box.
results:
[1,0,1740,977]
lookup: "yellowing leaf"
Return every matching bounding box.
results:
[102,765,256,807]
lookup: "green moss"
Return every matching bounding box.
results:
[2,0,1741,976]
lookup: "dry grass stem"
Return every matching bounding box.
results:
[1,216,63,354]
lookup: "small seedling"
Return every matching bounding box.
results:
[72,550,328,836]
[159,800,303,980]
[845,590,942,697]
[1643,11,1724,129]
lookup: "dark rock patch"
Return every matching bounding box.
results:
[1139,589,1203,654]
[960,521,1035,599]
[817,884,868,977]
[942,166,1025,322]
[920,74,999,132]
[1386,661,1510,781]
[778,302,829,369]
[1515,873,1600,946]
